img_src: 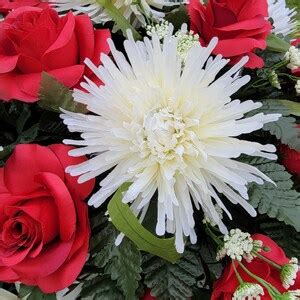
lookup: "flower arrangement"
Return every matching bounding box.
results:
[0,0,300,299]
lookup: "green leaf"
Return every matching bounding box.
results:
[279,100,300,117]
[81,275,124,300]
[90,217,142,300]
[251,101,300,151]
[246,157,300,231]
[38,72,86,113]
[20,286,56,300]
[19,285,34,298]
[258,216,300,258]
[267,34,290,53]
[108,183,181,263]
[142,245,204,300]
[199,241,223,280]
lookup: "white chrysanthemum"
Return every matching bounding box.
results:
[203,204,223,227]
[233,283,264,300]
[281,258,299,289]
[50,0,168,25]
[61,28,280,253]
[216,229,263,261]
[285,46,300,70]
[268,0,297,37]
[0,147,3,151]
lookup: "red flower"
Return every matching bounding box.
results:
[142,289,156,300]
[188,0,272,69]
[0,0,48,15]
[0,7,110,102]
[0,144,95,293]
[280,144,300,175]
[211,234,300,300]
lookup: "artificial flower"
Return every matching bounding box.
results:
[0,144,95,293]
[281,258,299,289]
[216,229,263,262]
[62,28,280,253]
[212,234,300,300]
[0,7,110,102]
[0,0,48,16]
[267,0,297,37]
[188,0,272,69]
[50,0,167,25]
[233,282,264,300]
[280,141,300,175]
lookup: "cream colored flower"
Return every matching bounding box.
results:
[268,0,297,37]
[62,28,280,253]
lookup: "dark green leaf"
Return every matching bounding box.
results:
[19,285,34,298]
[81,275,124,300]
[259,216,300,258]
[250,101,300,151]
[142,245,204,300]
[90,217,142,300]
[245,157,300,231]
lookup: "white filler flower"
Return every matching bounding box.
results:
[50,0,167,25]
[233,282,264,300]
[268,0,297,37]
[61,30,280,253]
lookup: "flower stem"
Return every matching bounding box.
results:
[255,252,282,270]
[238,261,280,299]
[205,226,223,246]
[96,0,142,40]
[232,260,244,284]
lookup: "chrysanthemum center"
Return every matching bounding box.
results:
[143,107,186,161]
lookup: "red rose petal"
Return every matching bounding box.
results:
[0,54,19,73]
[3,144,64,195]
[35,172,76,241]
[49,144,95,201]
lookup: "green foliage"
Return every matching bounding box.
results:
[267,34,290,53]
[252,101,300,151]
[38,72,86,113]
[86,215,142,300]
[108,183,181,263]
[142,245,204,300]
[18,285,56,300]
[259,217,300,258]
[199,239,223,280]
[81,275,124,300]
[246,157,300,231]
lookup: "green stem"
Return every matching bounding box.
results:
[96,0,142,40]
[238,261,280,299]
[255,252,282,270]
[205,226,223,246]
[277,73,300,82]
[232,260,244,284]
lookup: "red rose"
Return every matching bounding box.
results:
[211,234,300,300]
[0,7,110,102]
[0,144,95,293]
[142,289,156,300]
[0,0,48,15]
[188,0,272,69]
[280,144,300,175]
